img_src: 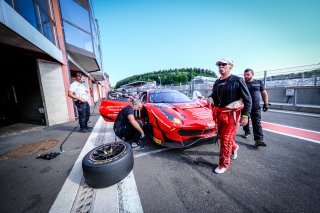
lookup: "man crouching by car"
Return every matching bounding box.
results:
[114,99,145,148]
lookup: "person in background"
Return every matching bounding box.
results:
[208,58,252,174]
[68,72,92,133]
[114,99,145,148]
[127,96,134,102]
[243,68,269,147]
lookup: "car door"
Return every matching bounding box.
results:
[99,99,130,122]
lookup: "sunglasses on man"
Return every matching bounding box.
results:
[217,63,228,67]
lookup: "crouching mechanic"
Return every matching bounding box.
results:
[68,72,92,133]
[114,99,145,148]
[243,68,269,146]
[208,58,252,174]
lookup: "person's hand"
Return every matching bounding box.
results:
[140,132,145,138]
[263,103,270,112]
[207,97,213,106]
[79,98,86,103]
[239,115,249,126]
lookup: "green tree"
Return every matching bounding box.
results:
[115,68,217,88]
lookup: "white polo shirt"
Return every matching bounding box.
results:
[69,81,89,102]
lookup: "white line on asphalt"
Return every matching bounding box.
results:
[118,171,143,213]
[134,148,171,158]
[93,183,119,213]
[269,109,320,117]
[50,118,144,213]
[264,128,320,145]
[49,116,104,213]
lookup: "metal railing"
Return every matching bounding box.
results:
[256,63,320,88]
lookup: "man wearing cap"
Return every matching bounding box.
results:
[68,72,92,133]
[208,58,252,174]
[243,68,269,146]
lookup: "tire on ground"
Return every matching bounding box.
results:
[82,141,133,188]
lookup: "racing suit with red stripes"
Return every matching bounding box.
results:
[209,75,252,169]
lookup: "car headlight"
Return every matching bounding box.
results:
[159,108,183,124]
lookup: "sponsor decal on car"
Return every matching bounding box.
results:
[153,136,162,145]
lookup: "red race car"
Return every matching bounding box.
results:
[99,89,216,148]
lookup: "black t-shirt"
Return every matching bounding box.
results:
[113,105,134,130]
[246,79,265,109]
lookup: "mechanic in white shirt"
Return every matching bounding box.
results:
[68,72,92,133]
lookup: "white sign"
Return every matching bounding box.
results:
[286,89,295,96]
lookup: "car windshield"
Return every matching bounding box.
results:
[149,91,192,103]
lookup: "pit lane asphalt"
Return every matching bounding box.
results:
[1,109,320,212]
[133,110,320,212]
[0,104,101,213]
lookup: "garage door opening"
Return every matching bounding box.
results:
[0,49,45,129]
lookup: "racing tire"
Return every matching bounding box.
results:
[82,141,133,188]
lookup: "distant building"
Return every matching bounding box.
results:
[118,81,157,92]
[0,0,110,127]
[189,76,217,92]
[190,76,218,85]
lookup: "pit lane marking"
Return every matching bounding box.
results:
[50,117,105,212]
[50,119,144,213]
[261,121,320,144]
[134,148,171,158]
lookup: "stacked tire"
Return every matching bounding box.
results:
[82,141,133,188]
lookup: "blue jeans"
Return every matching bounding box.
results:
[75,101,90,130]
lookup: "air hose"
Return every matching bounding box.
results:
[37,102,99,160]
[36,125,79,160]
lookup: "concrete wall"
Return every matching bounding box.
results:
[37,59,70,126]
[267,88,288,103]
[295,87,320,105]
[92,82,99,102]
[267,87,320,105]
[86,78,94,106]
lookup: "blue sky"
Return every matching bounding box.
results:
[93,0,320,86]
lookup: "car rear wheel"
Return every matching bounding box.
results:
[82,141,133,188]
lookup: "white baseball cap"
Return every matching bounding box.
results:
[216,58,234,66]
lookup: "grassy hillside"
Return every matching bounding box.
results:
[115,68,217,88]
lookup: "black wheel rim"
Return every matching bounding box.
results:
[89,142,126,163]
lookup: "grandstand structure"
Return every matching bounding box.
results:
[255,63,320,87]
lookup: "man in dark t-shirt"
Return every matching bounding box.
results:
[243,68,269,147]
[114,99,145,148]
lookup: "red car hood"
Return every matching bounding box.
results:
[172,102,200,109]
[169,103,212,120]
